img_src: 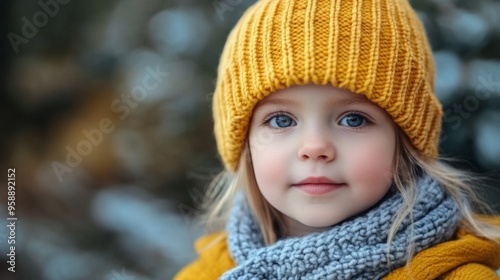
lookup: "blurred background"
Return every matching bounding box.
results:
[0,0,499,279]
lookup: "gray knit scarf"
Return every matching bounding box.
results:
[221,175,461,280]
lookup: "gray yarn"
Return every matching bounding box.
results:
[221,175,461,280]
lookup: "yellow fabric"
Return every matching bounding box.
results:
[384,227,500,279]
[213,0,442,171]
[174,227,500,280]
[174,232,235,280]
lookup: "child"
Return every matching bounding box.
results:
[175,0,500,278]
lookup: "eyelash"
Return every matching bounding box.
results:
[340,111,372,131]
[261,110,372,130]
[262,111,294,129]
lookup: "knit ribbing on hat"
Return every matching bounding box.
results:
[213,0,442,171]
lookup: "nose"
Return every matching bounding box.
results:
[298,130,335,162]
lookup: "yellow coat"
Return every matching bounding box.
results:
[175,227,500,280]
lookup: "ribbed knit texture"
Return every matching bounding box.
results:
[213,0,442,171]
[222,175,460,280]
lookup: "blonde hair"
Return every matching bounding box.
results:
[198,141,284,244]
[197,127,500,259]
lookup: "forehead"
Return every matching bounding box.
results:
[253,84,373,111]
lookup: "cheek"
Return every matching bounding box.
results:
[347,136,395,186]
[251,148,287,189]
[249,135,289,193]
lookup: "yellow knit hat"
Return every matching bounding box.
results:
[213,0,442,172]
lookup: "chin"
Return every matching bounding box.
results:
[300,217,344,228]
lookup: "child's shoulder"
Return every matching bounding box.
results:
[385,216,500,279]
[193,231,228,252]
[174,231,236,280]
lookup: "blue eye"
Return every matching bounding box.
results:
[267,114,296,128]
[340,114,368,127]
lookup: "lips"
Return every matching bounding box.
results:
[292,176,345,195]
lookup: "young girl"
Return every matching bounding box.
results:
[176,0,500,278]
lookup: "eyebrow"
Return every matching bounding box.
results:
[253,98,298,113]
[330,94,374,107]
[253,93,374,113]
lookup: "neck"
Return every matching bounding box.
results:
[282,216,331,238]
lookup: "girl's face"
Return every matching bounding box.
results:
[248,84,396,237]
